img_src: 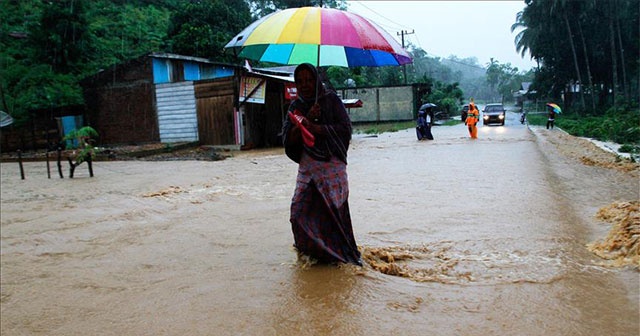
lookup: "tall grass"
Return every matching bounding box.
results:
[526,108,639,154]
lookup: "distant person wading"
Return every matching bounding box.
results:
[466,99,480,139]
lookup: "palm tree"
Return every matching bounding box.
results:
[575,0,596,113]
[512,10,541,66]
[613,0,629,100]
[607,1,620,102]
[552,0,586,110]
[514,0,639,110]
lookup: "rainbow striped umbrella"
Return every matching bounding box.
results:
[224,7,412,67]
[546,103,562,113]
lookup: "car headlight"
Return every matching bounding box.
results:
[483,115,489,120]
[499,114,504,120]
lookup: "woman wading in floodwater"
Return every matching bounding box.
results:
[281,63,362,266]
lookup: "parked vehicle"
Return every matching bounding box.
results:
[461,104,469,122]
[434,111,449,121]
[483,103,506,126]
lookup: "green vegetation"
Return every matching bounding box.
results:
[512,0,638,114]
[527,109,639,152]
[557,110,639,145]
[421,81,464,116]
[619,144,640,156]
[524,113,548,127]
[62,126,99,164]
[1,0,637,149]
[0,0,254,128]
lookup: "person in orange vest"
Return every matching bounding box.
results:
[465,99,479,139]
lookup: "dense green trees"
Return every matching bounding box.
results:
[512,0,639,114]
[167,0,251,61]
[3,1,91,125]
[0,0,523,128]
[1,0,636,142]
[250,0,346,17]
[0,0,255,127]
[485,58,531,104]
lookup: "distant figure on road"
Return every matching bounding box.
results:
[466,98,479,139]
[546,105,556,129]
[416,103,435,140]
[281,63,362,266]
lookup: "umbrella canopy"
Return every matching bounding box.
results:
[546,103,562,113]
[419,103,437,110]
[0,111,14,128]
[224,7,412,67]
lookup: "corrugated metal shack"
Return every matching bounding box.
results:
[81,53,300,150]
[1,53,300,153]
[81,52,239,147]
[1,52,428,153]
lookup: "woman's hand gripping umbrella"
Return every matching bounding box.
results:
[288,110,315,147]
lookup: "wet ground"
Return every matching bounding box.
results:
[1,111,638,335]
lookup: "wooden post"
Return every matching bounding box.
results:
[68,158,76,178]
[46,151,51,179]
[57,147,64,178]
[18,149,25,180]
[87,156,93,177]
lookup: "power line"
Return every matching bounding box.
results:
[397,30,414,84]
[349,1,410,31]
[349,1,486,71]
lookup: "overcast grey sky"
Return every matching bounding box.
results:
[346,0,536,71]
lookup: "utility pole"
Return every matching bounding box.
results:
[397,30,414,84]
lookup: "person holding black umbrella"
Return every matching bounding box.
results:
[417,103,436,140]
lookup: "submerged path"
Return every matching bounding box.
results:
[1,111,638,335]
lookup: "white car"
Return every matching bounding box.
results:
[483,103,506,126]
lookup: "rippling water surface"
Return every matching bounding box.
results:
[1,113,638,335]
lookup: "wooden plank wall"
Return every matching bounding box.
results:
[195,78,236,146]
[242,81,287,148]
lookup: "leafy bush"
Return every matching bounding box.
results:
[527,108,639,150]
[63,126,99,163]
[619,144,639,154]
[525,113,549,126]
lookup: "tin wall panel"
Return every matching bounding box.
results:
[155,82,198,143]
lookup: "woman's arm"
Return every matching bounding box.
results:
[325,94,352,139]
[282,113,301,145]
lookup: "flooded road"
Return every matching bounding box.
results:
[1,111,638,335]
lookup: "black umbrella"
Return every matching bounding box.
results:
[419,103,437,110]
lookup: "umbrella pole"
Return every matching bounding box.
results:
[315,46,320,104]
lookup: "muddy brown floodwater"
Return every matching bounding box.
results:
[1,111,638,335]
